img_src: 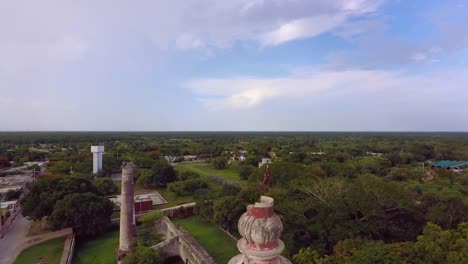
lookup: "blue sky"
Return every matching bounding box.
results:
[1,0,467,131]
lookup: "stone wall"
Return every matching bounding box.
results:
[60,232,76,264]
[152,217,216,264]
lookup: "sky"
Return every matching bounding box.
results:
[1,0,467,131]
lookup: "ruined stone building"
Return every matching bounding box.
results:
[116,160,291,264]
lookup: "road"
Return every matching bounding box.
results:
[0,213,31,264]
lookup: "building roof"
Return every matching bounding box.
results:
[431,160,468,168]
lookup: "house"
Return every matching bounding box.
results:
[427,160,468,172]
[258,158,272,168]
[164,156,178,163]
[239,155,246,161]
[366,151,383,157]
[310,148,325,155]
[183,155,198,161]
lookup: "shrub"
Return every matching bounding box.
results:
[168,178,208,196]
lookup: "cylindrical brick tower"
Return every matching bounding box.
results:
[228,196,291,264]
[117,162,137,262]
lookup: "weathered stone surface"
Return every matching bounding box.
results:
[118,162,137,262]
[228,196,292,264]
[153,217,216,264]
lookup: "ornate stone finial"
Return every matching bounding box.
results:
[228,196,291,264]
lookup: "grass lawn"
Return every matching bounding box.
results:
[14,237,66,264]
[73,229,119,264]
[156,188,194,209]
[172,216,238,264]
[175,165,246,187]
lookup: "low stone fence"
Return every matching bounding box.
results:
[60,232,76,264]
[17,228,75,264]
[20,228,73,251]
[160,202,196,218]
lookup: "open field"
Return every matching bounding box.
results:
[175,164,246,187]
[14,237,66,264]
[156,188,195,209]
[173,216,238,264]
[73,229,119,264]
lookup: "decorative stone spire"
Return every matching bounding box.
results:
[228,196,291,264]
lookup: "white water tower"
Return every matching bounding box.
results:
[91,146,104,174]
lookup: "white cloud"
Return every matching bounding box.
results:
[260,15,345,46]
[185,68,468,112]
[410,47,442,61]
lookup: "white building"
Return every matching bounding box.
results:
[258,158,272,168]
[183,155,197,161]
[366,151,383,157]
[91,146,104,174]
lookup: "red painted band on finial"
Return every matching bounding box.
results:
[249,206,273,218]
[248,241,279,250]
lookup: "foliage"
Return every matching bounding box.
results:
[292,222,468,264]
[48,192,114,237]
[168,178,208,196]
[178,170,200,181]
[47,160,72,174]
[138,210,164,226]
[21,176,99,220]
[385,166,421,181]
[213,196,245,233]
[136,159,176,188]
[212,157,227,169]
[292,247,322,264]
[250,161,305,186]
[122,246,166,264]
[93,178,119,195]
[238,164,256,180]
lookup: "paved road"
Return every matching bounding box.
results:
[0,213,31,264]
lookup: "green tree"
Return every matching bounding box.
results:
[213,196,245,233]
[178,170,200,181]
[48,193,114,237]
[212,157,227,169]
[21,176,99,220]
[93,178,119,195]
[292,247,323,264]
[137,159,176,188]
[122,246,166,264]
[238,164,255,180]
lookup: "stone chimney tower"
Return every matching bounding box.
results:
[118,162,137,262]
[228,196,291,264]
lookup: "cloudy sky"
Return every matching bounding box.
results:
[1,0,467,131]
